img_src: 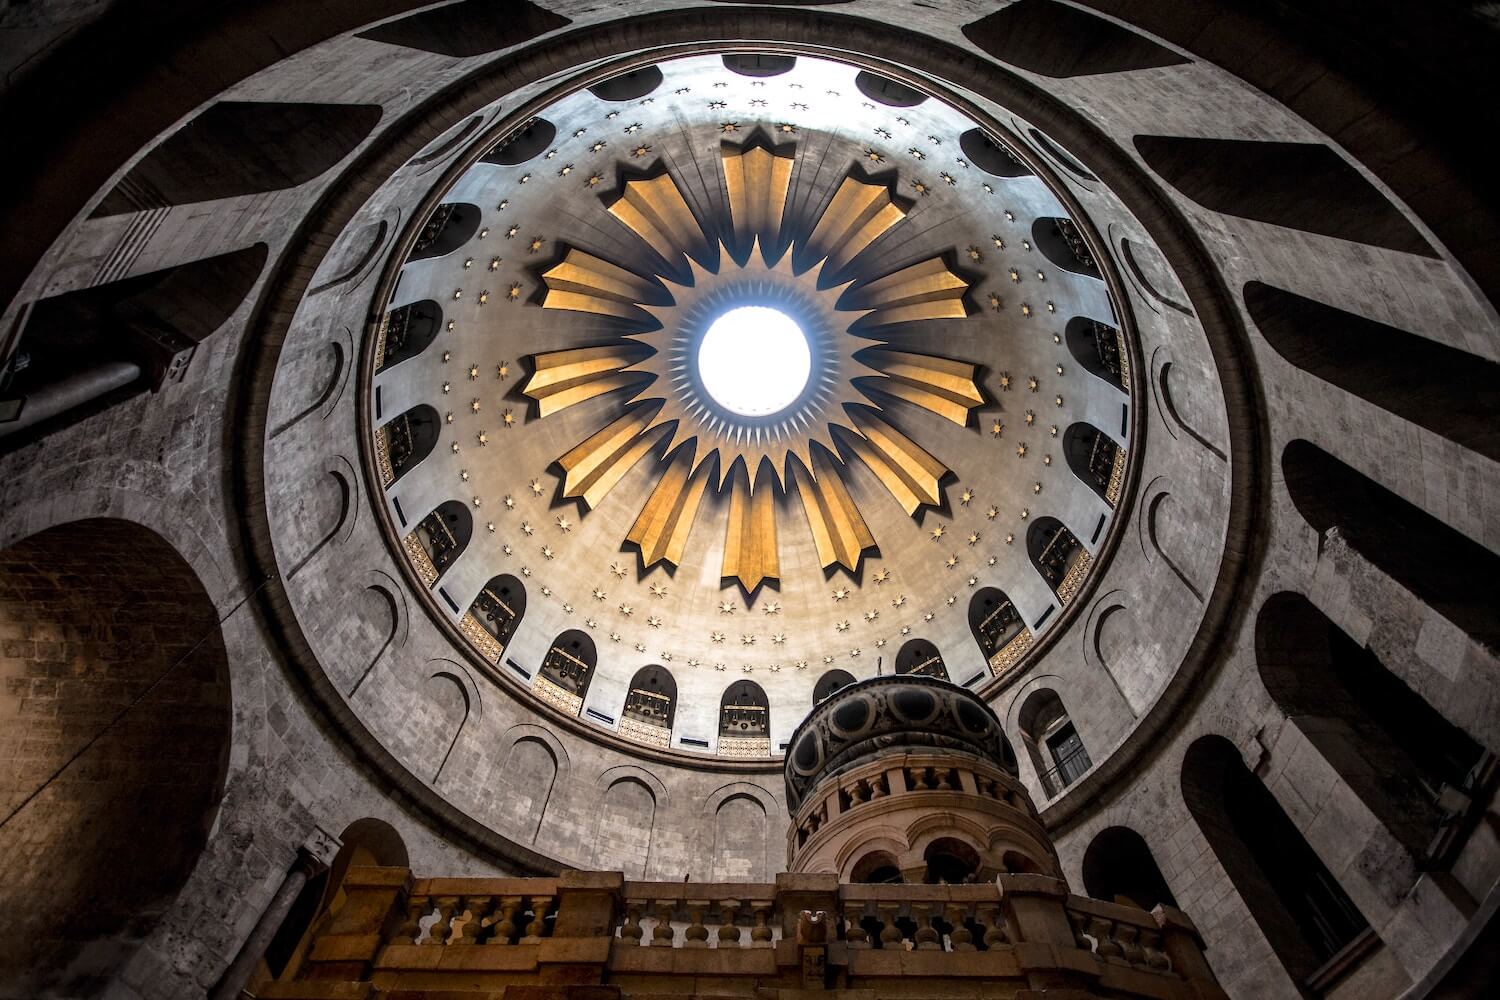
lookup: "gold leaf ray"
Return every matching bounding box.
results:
[723,145,793,251]
[608,173,710,270]
[840,409,948,515]
[557,404,668,509]
[723,460,779,592]
[626,444,715,569]
[862,349,984,426]
[803,175,907,275]
[794,448,876,574]
[850,257,969,327]
[542,249,658,320]
[524,344,651,417]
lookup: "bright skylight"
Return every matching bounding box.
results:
[697,305,812,417]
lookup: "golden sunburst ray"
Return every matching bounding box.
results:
[521,146,983,592]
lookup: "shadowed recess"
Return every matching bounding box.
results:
[1134,136,1436,257]
[356,0,570,58]
[962,0,1190,77]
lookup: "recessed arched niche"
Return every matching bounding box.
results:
[375,403,440,487]
[535,629,597,715]
[406,500,472,586]
[620,665,677,749]
[374,299,442,372]
[813,668,856,704]
[718,680,770,757]
[894,638,949,680]
[462,574,525,664]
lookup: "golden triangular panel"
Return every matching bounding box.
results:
[850,257,968,327]
[863,349,984,426]
[723,144,793,251]
[794,448,876,574]
[803,175,907,275]
[524,344,651,417]
[557,405,668,509]
[722,461,779,593]
[608,173,709,270]
[841,410,947,515]
[542,249,657,320]
[626,444,715,570]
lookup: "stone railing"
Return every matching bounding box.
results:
[987,626,1034,678]
[257,868,1227,999]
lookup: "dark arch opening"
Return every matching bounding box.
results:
[407,202,480,262]
[1282,439,1500,647]
[355,0,570,59]
[1181,735,1371,987]
[968,587,1026,661]
[1082,826,1177,911]
[961,1,1189,78]
[1065,316,1126,392]
[1027,516,1087,600]
[719,679,769,738]
[0,519,231,997]
[539,629,597,709]
[379,404,439,485]
[854,70,926,107]
[411,500,472,583]
[588,66,663,101]
[813,668,856,704]
[958,127,1031,178]
[1017,688,1091,797]
[482,117,556,165]
[376,299,442,371]
[1257,592,1486,863]
[1028,129,1097,181]
[895,638,948,680]
[722,53,795,77]
[92,101,382,216]
[923,837,980,884]
[1134,135,1435,258]
[623,664,677,731]
[850,850,903,884]
[468,574,525,661]
[1033,216,1101,278]
[1246,281,1500,462]
[1063,422,1123,506]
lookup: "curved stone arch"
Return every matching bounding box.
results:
[287,455,359,580]
[697,780,782,882]
[594,763,669,807]
[592,773,660,878]
[1079,588,1143,715]
[309,209,402,298]
[346,568,409,699]
[905,811,993,861]
[269,324,355,439]
[496,722,572,780]
[1149,345,1226,462]
[1135,476,1204,602]
[495,730,563,847]
[425,660,478,783]
[833,826,911,880]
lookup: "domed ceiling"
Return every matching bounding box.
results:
[364,53,1135,758]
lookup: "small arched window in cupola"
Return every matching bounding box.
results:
[1063,422,1126,507]
[718,680,770,758]
[375,300,442,373]
[1027,517,1091,606]
[894,639,948,680]
[1064,316,1128,392]
[535,629,597,716]
[969,587,1032,678]
[461,574,525,664]
[375,403,440,488]
[620,665,677,749]
[406,500,472,586]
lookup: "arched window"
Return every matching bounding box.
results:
[722,53,795,78]
[376,403,439,487]
[1064,316,1127,392]
[923,837,981,884]
[1063,422,1125,506]
[854,70,927,108]
[850,850,903,884]
[1033,216,1101,278]
[968,587,1031,676]
[895,639,948,680]
[588,66,662,102]
[620,665,676,749]
[958,128,1030,178]
[1257,593,1486,865]
[535,629,596,716]
[407,500,471,585]
[461,574,525,664]
[1082,827,1176,912]
[1182,735,1371,988]
[407,202,479,262]
[813,669,856,704]
[1017,689,1091,797]
[482,117,555,165]
[1027,517,1091,605]
[375,299,442,372]
[718,680,770,758]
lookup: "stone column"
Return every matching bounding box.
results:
[208,825,341,1000]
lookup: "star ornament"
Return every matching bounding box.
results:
[521,146,984,594]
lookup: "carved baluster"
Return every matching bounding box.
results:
[488,896,523,945]
[844,905,871,949]
[750,904,774,948]
[717,899,743,948]
[620,901,645,944]
[455,896,492,944]
[521,895,551,943]
[869,774,887,799]
[878,904,904,949]
[397,894,430,944]
[1140,927,1171,970]
[651,899,677,946]
[913,903,942,950]
[425,896,460,945]
[848,781,869,806]
[946,904,975,951]
[684,902,710,948]
[933,768,954,791]
[1067,909,1093,951]
[1091,916,1123,958]
[1117,922,1145,964]
[980,904,1009,949]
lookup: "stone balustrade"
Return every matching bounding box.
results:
[257,867,1228,998]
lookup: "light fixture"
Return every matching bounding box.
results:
[696,306,812,417]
